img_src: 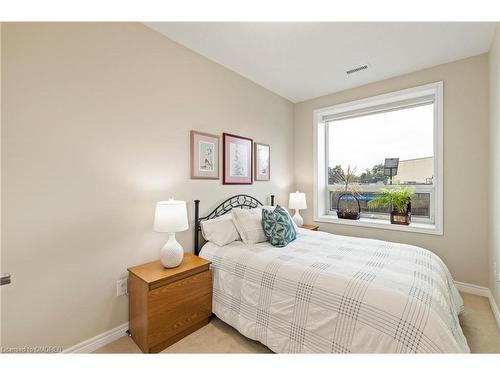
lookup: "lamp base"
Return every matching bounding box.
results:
[160,233,184,268]
[292,210,304,227]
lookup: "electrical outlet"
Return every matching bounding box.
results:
[116,278,128,296]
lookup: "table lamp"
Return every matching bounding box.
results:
[154,199,189,268]
[289,191,307,227]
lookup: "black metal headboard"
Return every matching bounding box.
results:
[194,194,275,255]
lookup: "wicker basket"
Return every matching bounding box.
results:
[336,192,360,220]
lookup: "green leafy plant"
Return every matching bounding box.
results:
[367,187,415,214]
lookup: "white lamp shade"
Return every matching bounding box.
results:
[289,191,307,210]
[154,199,189,233]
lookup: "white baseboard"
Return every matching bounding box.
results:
[487,290,500,331]
[63,322,129,353]
[454,281,490,297]
[454,281,500,331]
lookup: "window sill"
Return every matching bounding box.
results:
[314,215,442,235]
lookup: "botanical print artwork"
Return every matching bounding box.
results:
[223,133,253,184]
[198,141,215,172]
[255,143,270,181]
[190,131,219,179]
[258,145,269,174]
[229,142,249,177]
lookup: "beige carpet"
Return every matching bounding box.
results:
[95,293,500,354]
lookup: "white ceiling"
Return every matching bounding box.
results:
[145,22,497,103]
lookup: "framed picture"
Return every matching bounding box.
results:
[190,131,220,179]
[223,133,253,184]
[254,143,270,181]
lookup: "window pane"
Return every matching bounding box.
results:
[329,191,431,218]
[327,104,434,186]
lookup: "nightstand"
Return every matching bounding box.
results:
[300,224,319,231]
[127,253,212,353]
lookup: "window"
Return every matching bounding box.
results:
[313,82,443,235]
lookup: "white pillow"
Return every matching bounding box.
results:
[231,208,268,244]
[200,213,241,247]
[262,205,300,233]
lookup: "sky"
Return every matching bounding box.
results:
[328,104,434,173]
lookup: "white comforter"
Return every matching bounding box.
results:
[200,229,469,353]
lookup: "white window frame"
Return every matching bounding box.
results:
[313,82,443,235]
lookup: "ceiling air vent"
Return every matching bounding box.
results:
[346,64,369,75]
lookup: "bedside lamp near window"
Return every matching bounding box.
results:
[289,191,307,227]
[154,199,189,268]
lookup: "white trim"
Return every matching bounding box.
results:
[454,281,500,331]
[313,81,444,236]
[315,83,441,116]
[316,215,439,235]
[62,322,129,353]
[488,291,500,331]
[435,81,444,236]
[454,281,490,297]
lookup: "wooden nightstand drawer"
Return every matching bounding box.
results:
[147,271,212,348]
[128,254,212,353]
[149,270,212,311]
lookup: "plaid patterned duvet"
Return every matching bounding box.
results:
[200,229,469,353]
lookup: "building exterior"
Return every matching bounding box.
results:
[395,157,433,184]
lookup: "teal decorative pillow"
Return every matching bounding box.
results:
[262,205,297,247]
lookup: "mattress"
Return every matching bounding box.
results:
[199,229,469,353]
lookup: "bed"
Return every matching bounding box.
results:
[194,195,469,353]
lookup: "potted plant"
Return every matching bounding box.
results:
[367,187,415,225]
[333,165,361,220]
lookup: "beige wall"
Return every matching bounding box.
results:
[294,54,490,287]
[1,23,294,349]
[489,24,500,308]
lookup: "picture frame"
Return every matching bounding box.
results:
[223,133,253,185]
[254,142,270,181]
[190,130,220,179]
